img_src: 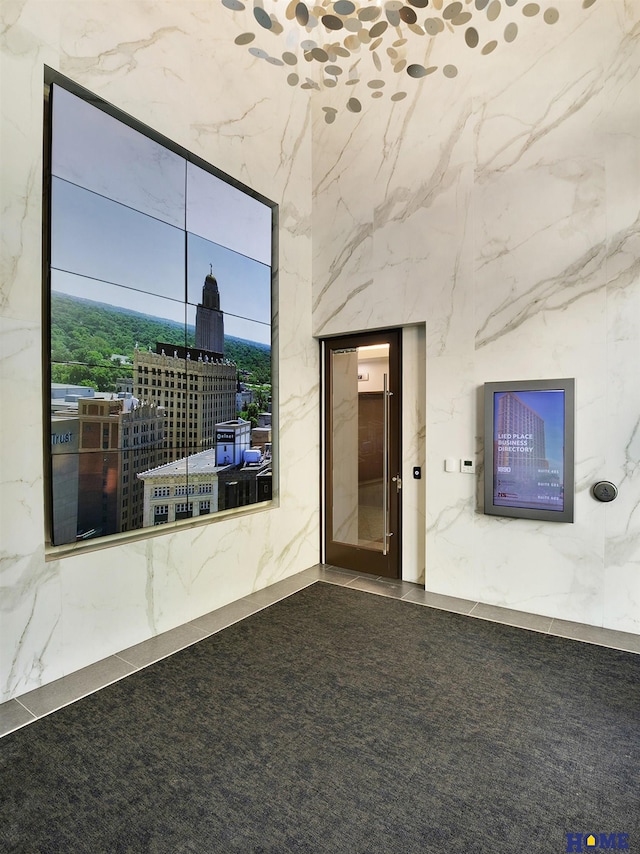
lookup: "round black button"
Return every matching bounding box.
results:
[592,481,618,502]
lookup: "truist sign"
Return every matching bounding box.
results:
[51,431,73,446]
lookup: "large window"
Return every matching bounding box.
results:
[45,68,276,547]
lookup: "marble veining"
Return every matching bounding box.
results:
[60,27,187,79]
[475,239,608,350]
[0,0,318,702]
[310,0,639,635]
[1,0,639,705]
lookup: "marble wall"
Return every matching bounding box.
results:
[312,1,640,632]
[0,1,317,702]
[2,0,638,705]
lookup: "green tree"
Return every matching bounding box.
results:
[245,403,259,428]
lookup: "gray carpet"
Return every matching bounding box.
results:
[1,582,639,853]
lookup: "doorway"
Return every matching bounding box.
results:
[322,330,402,578]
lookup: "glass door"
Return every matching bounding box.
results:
[323,330,401,578]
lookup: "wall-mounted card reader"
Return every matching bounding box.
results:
[460,458,475,474]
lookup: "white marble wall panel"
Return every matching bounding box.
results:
[401,326,426,585]
[424,355,478,598]
[1,0,317,702]
[311,0,640,633]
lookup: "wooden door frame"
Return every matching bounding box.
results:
[321,329,402,578]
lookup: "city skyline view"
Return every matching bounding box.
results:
[47,79,275,546]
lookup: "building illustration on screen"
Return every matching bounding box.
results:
[495,393,548,472]
[494,392,563,511]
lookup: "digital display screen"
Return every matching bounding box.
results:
[493,389,565,512]
[484,378,574,523]
[45,71,275,546]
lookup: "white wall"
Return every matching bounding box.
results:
[2,0,638,706]
[0,1,318,702]
[312,1,640,633]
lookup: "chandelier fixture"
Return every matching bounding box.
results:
[222,0,598,121]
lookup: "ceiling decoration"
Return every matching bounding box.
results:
[222,0,598,122]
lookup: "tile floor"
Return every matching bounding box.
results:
[2,564,639,738]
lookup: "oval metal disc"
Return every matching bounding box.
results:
[407,63,428,77]
[399,6,418,23]
[504,22,517,42]
[424,17,444,34]
[370,20,388,37]
[487,0,501,21]
[254,6,273,28]
[334,0,356,12]
[465,27,479,47]
[442,1,463,19]
[322,13,344,29]
[295,1,310,24]
[358,5,381,20]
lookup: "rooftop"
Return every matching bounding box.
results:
[137,449,231,480]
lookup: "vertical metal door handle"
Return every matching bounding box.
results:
[383,373,389,555]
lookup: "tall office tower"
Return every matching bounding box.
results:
[134,351,237,462]
[195,270,224,357]
[134,269,237,463]
[495,392,548,474]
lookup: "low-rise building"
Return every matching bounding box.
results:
[137,449,231,527]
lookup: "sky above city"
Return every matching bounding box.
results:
[50,84,272,347]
